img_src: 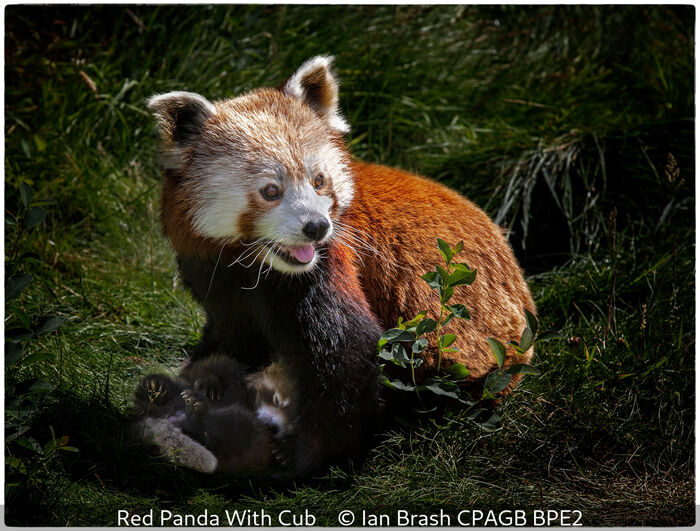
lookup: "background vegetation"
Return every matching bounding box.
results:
[5,5,694,526]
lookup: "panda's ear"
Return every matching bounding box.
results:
[283,55,350,134]
[146,91,216,145]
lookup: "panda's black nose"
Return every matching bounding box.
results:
[302,218,330,241]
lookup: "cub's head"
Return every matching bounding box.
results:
[148,56,352,273]
[247,363,297,437]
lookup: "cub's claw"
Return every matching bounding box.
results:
[140,377,169,404]
[193,377,222,401]
[181,389,207,413]
[270,437,295,469]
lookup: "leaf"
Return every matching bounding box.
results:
[446,268,476,287]
[484,371,512,394]
[438,285,454,303]
[6,456,27,474]
[412,405,438,414]
[453,263,477,280]
[6,213,18,226]
[417,381,460,399]
[380,328,415,343]
[5,342,23,367]
[391,343,409,363]
[453,241,464,255]
[505,364,541,376]
[520,327,534,351]
[34,134,47,152]
[6,274,32,301]
[21,139,32,159]
[17,252,41,264]
[449,304,471,319]
[378,344,409,368]
[403,310,428,329]
[487,337,506,368]
[59,445,79,453]
[409,357,424,368]
[507,341,525,355]
[27,380,56,394]
[384,379,416,392]
[525,308,538,337]
[5,426,30,443]
[12,307,31,329]
[378,352,406,367]
[437,238,453,265]
[44,439,55,456]
[466,407,488,420]
[479,412,502,432]
[446,363,470,380]
[6,328,34,342]
[24,207,46,229]
[440,334,457,348]
[415,318,437,336]
[421,271,440,289]
[537,331,567,341]
[412,338,428,353]
[16,436,41,454]
[378,349,397,362]
[36,316,65,336]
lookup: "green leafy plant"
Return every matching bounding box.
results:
[377,238,544,429]
[5,183,76,500]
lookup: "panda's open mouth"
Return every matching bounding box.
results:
[273,243,316,266]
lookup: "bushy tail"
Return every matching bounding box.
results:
[130,417,218,474]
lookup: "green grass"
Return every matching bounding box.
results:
[5,5,694,526]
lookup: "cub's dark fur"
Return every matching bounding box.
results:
[133,356,275,475]
[178,244,383,477]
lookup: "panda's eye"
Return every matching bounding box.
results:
[313,173,324,190]
[261,184,281,201]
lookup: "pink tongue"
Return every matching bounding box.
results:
[289,244,315,263]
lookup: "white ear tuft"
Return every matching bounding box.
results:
[283,55,350,134]
[147,91,216,144]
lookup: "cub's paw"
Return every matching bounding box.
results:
[181,389,208,414]
[138,375,173,405]
[270,436,295,470]
[193,375,224,402]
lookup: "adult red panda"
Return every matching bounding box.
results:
[147,56,535,474]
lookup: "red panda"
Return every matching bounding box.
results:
[146,56,535,474]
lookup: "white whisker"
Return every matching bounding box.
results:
[206,244,225,297]
[242,243,277,290]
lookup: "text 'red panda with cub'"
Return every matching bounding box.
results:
[143,56,535,477]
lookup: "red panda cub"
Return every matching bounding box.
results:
[147,56,535,475]
[131,357,298,475]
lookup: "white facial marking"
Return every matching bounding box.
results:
[189,157,250,240]
[256,405,287,434]
[258,181,332,241]
[307,145,354,210]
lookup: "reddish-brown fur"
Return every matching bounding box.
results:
[154,62,535,394]
[342,161,535,385]
[161,159,534,392]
